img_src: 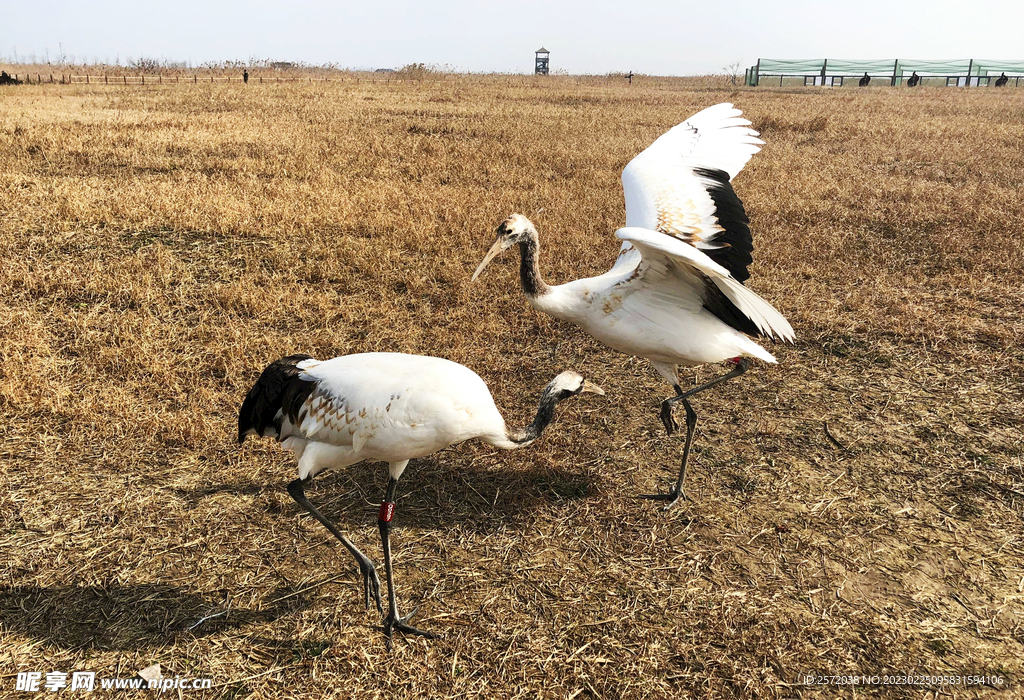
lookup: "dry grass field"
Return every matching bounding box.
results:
[1,75,1022,698]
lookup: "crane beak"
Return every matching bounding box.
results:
[471,239,506,282]
[581,380,605,396]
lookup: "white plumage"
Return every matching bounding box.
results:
[472,104,794,508]
[270,354,520,481]
[239,352,602,645]
[622,104,764,236]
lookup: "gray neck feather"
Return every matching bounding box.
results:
[518,237,551,298]
[507,384,562,446]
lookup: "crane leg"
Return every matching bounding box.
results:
[287,478,383,614]
[643,358,749,509]
[378,476,435,649]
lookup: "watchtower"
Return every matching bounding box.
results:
[535,48,550,75]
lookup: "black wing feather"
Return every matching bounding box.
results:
[238,354,316,443]
[687,168,764,337]
[693,167,754,283]
[701,277,762,337]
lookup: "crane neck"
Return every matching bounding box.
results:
[505,383,561,447]
[519,237,551,298]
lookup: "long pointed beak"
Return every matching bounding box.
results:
[581,380,605,396]
[471,239,506,282]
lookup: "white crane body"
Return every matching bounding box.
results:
[266,354,510,480]
[528,259,777,372]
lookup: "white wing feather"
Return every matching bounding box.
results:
[615,227,795,342]
[601,105,793,344]
[612,103,764,272]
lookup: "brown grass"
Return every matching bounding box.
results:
[1,77,1022,698]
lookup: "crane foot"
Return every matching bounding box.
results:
[382,605,436,650]
[659,399,680,435]
[359,560,383,614]
[639,487,689,510]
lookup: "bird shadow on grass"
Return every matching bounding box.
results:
[289,455,599,534]
[1,460,598,652]
[181,455,600,535]
[0,583,307,652]
[168,482,274,500]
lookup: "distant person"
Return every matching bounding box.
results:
[995,72,1008,87]
[907,71,920,87]
[243,69,249,84]
[859,72,871,87]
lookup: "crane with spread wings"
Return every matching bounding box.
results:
[472,104,795,509]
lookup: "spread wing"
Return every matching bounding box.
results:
[603,104,792,341]
[613,103,764,283]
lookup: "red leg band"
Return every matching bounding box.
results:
[379,501,395,522]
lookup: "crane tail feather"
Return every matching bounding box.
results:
[712,276,795,342]
[238,354,317,443]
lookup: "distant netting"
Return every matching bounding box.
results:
[746,59,1024,85]
[973,60,1024,75]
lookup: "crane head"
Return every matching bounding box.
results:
[471,214,537,282]
[546,370,605,400]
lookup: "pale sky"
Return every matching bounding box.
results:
[5,0,1024,75]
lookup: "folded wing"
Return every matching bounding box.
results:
[615,227,794,342]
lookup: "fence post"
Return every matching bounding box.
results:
[124,76,127,85]
[754,59,760,87]
[966,59,973,87]
[891,59,898,86]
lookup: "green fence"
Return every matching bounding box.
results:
[746,59,1024,87]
